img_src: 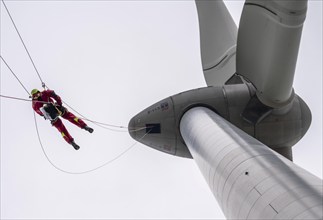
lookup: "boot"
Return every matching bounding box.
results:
[84,125,94,133]
[71,141,80,150]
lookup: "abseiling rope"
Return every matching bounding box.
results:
[0,70,149,173]
[1,0,145,132]
[0,93,146,133]
[0,56,30,95]
[1,93,150,174]
[1,0,151,173]
[33,111,151,175]
[56,97,145,133]
[1,0,45,86]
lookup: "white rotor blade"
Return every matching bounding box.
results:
[180,107,323,219]
[236,0,308,108]
[195,0,237,86]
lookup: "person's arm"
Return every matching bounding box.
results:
[32,102,44,116]
[46,90,63,106]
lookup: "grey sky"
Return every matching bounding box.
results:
[1,1,322,219]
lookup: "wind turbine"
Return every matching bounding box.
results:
[129,0,323,219]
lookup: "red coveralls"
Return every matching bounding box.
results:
[32,90,87,144]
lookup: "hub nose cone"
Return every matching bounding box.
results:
[128,116,137,140]
[127,97,178,156]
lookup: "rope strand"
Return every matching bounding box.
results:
[1,0,44,85]
[0,56,30,95]
[1,94,147,132]
[1,1,139,132]
[33,111,151,174]
[0,94,48,104]
[2,0,149,173]
[1,55,145,132]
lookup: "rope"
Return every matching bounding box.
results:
[0,59,135,132]
[78,117,147,132]
[1,0,45,87]
[0,94,32,102]
[33,111,151,175]
[41,85,128,131]
[52,94,146,132]
[75,117,147,132]
[1,93,147,133]
[2,0,152,173]
[0,94,49,104]
[1,2,143,132]
[58,99,131,132]
[79,117,127,129]
[0,56,30,95]
[2,94,150,173]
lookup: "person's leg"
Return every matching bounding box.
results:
[52,118,74,143]
[60,108,94,133]
[61,110,87,128]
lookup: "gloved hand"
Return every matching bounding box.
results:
[54,102,62,107]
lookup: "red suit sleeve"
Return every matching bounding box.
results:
[45,90,63,106]
[32,102,44,116]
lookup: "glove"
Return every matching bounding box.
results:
[54,102,61,107]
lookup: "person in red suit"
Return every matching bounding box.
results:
[31,89,93,150]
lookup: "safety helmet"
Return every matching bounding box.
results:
[31,89,40,97]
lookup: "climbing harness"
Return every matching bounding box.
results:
[40,103,62,121]
[1,0,150,174]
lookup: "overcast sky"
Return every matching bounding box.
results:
[1,1,322,219]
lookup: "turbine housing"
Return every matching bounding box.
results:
[128,84,311,159]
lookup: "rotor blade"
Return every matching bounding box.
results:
[195,0,237,86]
[180,107,322,219]
[236,0,308,108]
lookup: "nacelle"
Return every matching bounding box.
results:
[129,83,311,158]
